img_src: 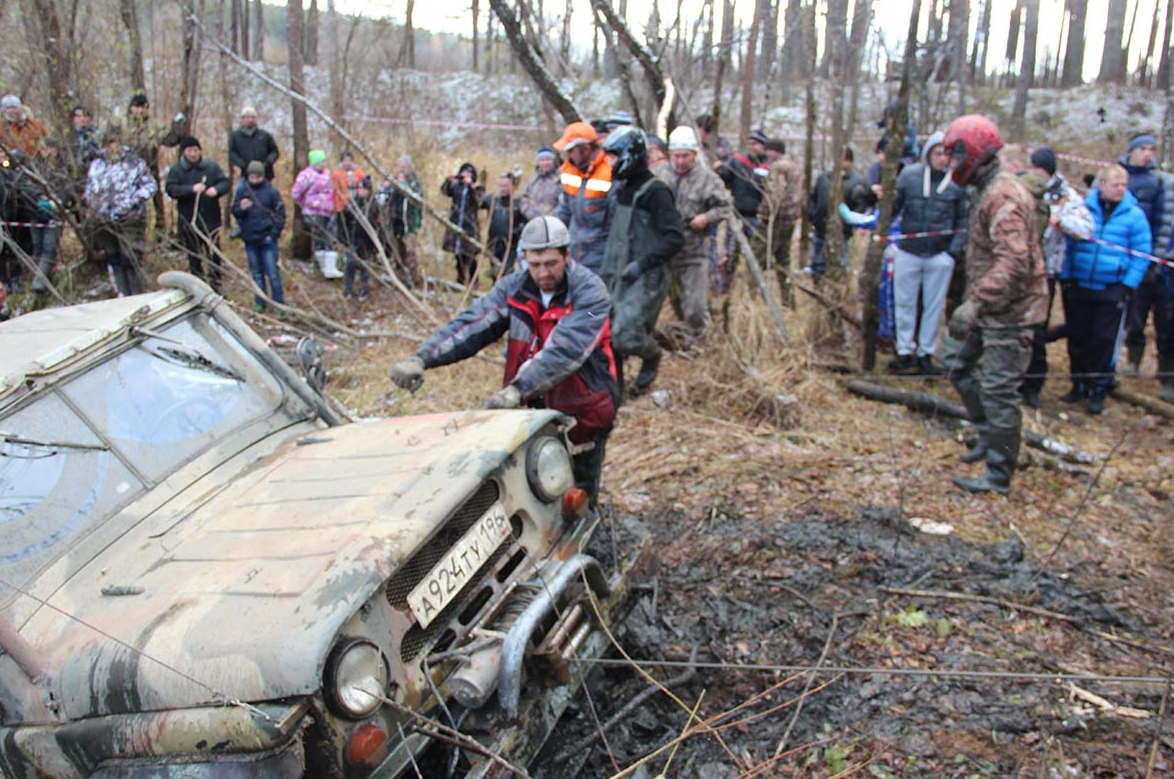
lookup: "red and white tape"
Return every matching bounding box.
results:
[1,220,58,228]
[871,228,965,242]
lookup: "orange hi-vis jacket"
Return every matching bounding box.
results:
[555,152,615,274]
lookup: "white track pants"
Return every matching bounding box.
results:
[893,247,954,357]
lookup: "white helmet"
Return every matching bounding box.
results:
[518,215,570,251]
[667,126,699,152]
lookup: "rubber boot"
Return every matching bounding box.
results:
[29,255,54,293]
[1158,354,1174,403]
[960,431,988,463]
[953,427,1018,496]
[1123,344,1143,377]
[633,346,662,393]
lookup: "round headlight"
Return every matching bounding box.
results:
[324,639,389,720]
[526,436,574,502]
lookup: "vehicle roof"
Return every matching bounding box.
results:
[0,290,189,399]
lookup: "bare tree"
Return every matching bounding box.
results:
[740,0,768,141]
[288,0,312,259]
[1062,0,1088,86]
[780,0,800,86]
[304,0,319,66]
[117,0,147,93]
[863,0,922,371]
[759,0,778,78]
[1099,0,1129,84]
[821,0,848,78]
[254,0,265,60]
[1140,0,1162,85]
[1161,0,1174,87]
[591,0,677,130]
[489,0,583,122]
[472,0,480,71]
[401,0,416,67]
[181,0,205,124]
[1012,0,1040,137]
[19,0,74,139]
[949,0,968,113]
[969,0,991,83]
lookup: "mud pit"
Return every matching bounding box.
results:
[531,506,1170,778]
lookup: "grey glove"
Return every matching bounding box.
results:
[947,299,980,341]
[621,260,643,284]
[484,384,521,409]
[389,356,425,392]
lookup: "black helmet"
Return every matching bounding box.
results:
[602,126,648,180]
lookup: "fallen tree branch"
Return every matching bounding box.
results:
[793,280,862,331]
[488,0,582,123]
[730,222,789,342]
[1111,386,1174,420]
[844,379,1098,464]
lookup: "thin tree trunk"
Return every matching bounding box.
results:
[1162,0,1174,87]
[490,0,583,122]
[800,73,815,261]
[592,0,676,129]
[231,0,240,53]
[821,0,848,78]
[701,0,713,76]
[741,0,768,141]
[1099,0,1129,84]
[759,0,778,78]
[710,0,734,151]
[288,0,311,259]
[328,0,343,149]
[472,0,480,70]
[254,0,265,60]
[1012,0,1040,137]
[969,0,990,83]
[561,0,572,73]
[402,0,415,67]
[1141,0,1162,85]
[1062,0,1088,86]
[780,0,800,89]
[950,0,968,114]
[863,0,921,371]
[218,0,235,230]
[181,0,205,124]
[1123,0,1141,81]
[304,0,318,66]
[240,0,250,60]
[118,0,147,93]
[20,0,73,141]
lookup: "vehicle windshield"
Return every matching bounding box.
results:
[0,312,305,604]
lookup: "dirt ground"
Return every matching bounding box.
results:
[41,243,1173,778]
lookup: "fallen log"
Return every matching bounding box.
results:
[1111,386,1174,420]
[844,379,1097,464]
[793,281,863,331]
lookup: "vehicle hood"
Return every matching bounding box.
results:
[16,410,561,720]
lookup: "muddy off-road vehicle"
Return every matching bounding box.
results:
[0,272,650,778]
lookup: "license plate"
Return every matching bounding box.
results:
[407,504,511,628]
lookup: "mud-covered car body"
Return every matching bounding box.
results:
[0,272,649,778]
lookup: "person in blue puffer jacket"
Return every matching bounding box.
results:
[1059,164,1152,414]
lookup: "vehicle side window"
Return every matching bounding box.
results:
[0,392,144,603]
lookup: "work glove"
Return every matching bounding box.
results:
[621,260,643,284]
[36,199,57,217]
[484,384,521,409]
[947,299,980,341]
[389,356,425,392]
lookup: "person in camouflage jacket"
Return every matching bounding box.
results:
[758,139,804,301]
[662,125,733,343]
[519,147,561,220]
[125,91,187,236]
[85,125,158,297]
[940,115,1046,496]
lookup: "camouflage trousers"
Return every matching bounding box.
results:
[940,327,1033,433]
[669,254,710,341]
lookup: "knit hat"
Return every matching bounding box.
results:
[667,126,699,152]
[1128,133,1157,153]
[240,105,258,117]
[340,150,355,161]
[535,146,556,161]
[179,136,201,152]
[765,138,786,154]
[129,91,149,108]
[748,129,769,145]
[0,95,21,109]
[359,176,372,189]
[458,161,477,181]
[553,121,597,152]
[646,134,666,151]
[246,160,266,176]
[1030,147,1057,177]
[606,110,634,129]
[308,149,327,166]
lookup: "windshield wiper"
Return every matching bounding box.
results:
[1,432,108,453]
[149,345,246,383]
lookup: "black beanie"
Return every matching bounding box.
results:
[1030,147,1057,177]
[179,136,201,152]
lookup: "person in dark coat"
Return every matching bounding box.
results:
[339,176,377,302]
[807,147,873,277]
[481,172,525,278]
[228,106,280,180]
[441,162,482,286]
[165,136,230,291]
[0,147,40,294]
[232,161,286,314]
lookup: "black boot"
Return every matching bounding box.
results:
[1124,345,1143,377]
[960,435,988,463]
[634,349,662,392]
[918,355,943,376]
[1058,383,1085,403]
[1158,355,1174,403]
[954,427,1018,495]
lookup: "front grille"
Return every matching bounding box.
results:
[399,542,512,661]
[385,480,501,608]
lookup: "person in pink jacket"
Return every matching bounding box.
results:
[291,148,342,278]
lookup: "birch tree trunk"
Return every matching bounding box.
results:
[402,0,416,68]
[949,0,968,113]
[472,0,480,71]
[490,0,583,122]
[288,0,312,259]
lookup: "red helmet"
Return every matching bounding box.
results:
[942,114,1004,187]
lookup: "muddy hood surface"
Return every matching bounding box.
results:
[13,410,559,721]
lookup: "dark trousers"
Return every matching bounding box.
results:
[96,216,147,296]
[1124,270,1172,358]
[1021,278,1058,396]
[345,252,371,298]
[178,220,222,292]
[1062,282,1129,398]
[571,432,609,508]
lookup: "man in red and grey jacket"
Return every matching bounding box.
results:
[389,215,620,504]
